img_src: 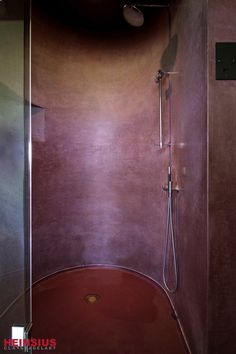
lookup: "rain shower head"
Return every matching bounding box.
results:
[123,4,144,27]
[123,3,169,27]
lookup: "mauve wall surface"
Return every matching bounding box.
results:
[32,3,210,353]
[32,6,170,282]
[168,1,208,353]
[208,1,236,353]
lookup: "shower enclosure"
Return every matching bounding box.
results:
[31,0,207,352]
[1,0,236,353]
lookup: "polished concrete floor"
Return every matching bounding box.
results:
[32,267,189,354]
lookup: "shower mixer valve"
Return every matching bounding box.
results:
[162,167,180,193]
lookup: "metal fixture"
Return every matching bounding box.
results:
[84,294,101,304]
[123,3,169,27]
[155,69,179,149]
[155,69,165,149]
[123,5,144,27]
[155,69,180,293]
[162,166,178,293]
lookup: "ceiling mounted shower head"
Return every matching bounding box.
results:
[123,4,144,27]
[123,3,170,27]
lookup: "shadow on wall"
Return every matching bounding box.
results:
[161,34,178,72]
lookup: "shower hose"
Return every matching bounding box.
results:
[163,167,178,293]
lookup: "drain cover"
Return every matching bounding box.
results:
[84,294,101,304]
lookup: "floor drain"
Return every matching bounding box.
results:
[84,294,101,304]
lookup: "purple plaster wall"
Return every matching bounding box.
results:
[208,1,236,353]
[32,2,209,353]
[168,1,208,353]
[32,6,170,282]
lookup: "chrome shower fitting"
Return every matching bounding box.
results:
[155,70,179,83]
[162,166,178,293]
[123,3,169,27]
[155,69,179,149]
[155,69,165,83]
[131,3,170,8]
[156,70,165,148]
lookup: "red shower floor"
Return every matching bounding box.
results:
[32,267,189,354]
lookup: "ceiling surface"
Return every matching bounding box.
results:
[34,0,171,29]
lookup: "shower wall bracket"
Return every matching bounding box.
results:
[155,70,179,83]
[162,185,180,192]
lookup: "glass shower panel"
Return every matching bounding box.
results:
[0,0,31,347]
